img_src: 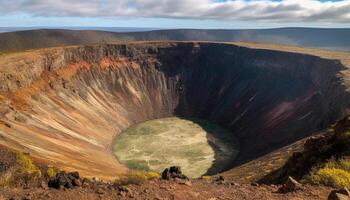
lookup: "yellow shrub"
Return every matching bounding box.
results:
[309,167,350,188]
[145,171,160,180]
[338,160,350,170]
[13,151,41,177]
[201,176,211,181]
[115,170,160,186]
[46,167,58,178]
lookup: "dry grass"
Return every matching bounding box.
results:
[46,166,58,179]
[114,170,160,186]
[0,168,15,188]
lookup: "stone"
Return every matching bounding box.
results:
[40,181,48,190]
[48,171,81,189]
[68,172,80,179]
[329,189,350,200]
[214,176,226,185]
[72,179,81,187]
[118,186,132,193]
[96,188,105,195]
[278,176,302,193]
[117,186,132,196]
[251,182,259,187]
[82,178,91,188]
[183,180,192,186]
[230,182,239,186]
[161,166,188,180]
[175,178,192,186]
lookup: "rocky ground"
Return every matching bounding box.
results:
[0,144,346,200]
[0,178,333,200]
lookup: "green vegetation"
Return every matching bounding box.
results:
[113,117,239,178]
[114,170,160,186]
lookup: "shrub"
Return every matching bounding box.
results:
[13,151,41,177]
[310,168,350,188]
[307,158,350,188]
[46,166,58,178]
[145,171,160,180]
[115,170,160,186]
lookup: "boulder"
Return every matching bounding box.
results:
[278,176,302,193]
[161,166,188,180]
[72,178,81,187]
[48,171,81,189]
[214,176,226,185]
[82,178,91,188]
[304,135,329,152]
[328,189,350,200]
[117,186,132,197]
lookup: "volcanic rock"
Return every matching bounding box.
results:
[278,177,302,193]
[48,171,81,189]
[328,189,350,200]
[214,176,226,185]
[117,186,133,197]
[161,166,188,180]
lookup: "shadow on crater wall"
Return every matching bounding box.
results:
[0,42,348,179]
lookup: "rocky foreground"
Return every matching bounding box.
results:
[0,176,334,200]
[0,166,347,200]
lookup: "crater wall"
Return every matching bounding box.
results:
[0,42,348,179]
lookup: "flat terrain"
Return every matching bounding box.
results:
[113,117,239,178]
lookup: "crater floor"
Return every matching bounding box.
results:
[113,117,239,178]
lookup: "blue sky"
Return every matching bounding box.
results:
[0,0,349,29]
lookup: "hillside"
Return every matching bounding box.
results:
[0,28,350,53]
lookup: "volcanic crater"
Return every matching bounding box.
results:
[0,42,349,180]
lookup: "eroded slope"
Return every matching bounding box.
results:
[0,42,349,179]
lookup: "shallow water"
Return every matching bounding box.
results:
[113,117,239,178]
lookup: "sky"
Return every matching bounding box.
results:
[0,0,349,29]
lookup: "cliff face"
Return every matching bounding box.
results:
[0,42,348,179]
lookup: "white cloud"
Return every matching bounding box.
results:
[1,0,350,23]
